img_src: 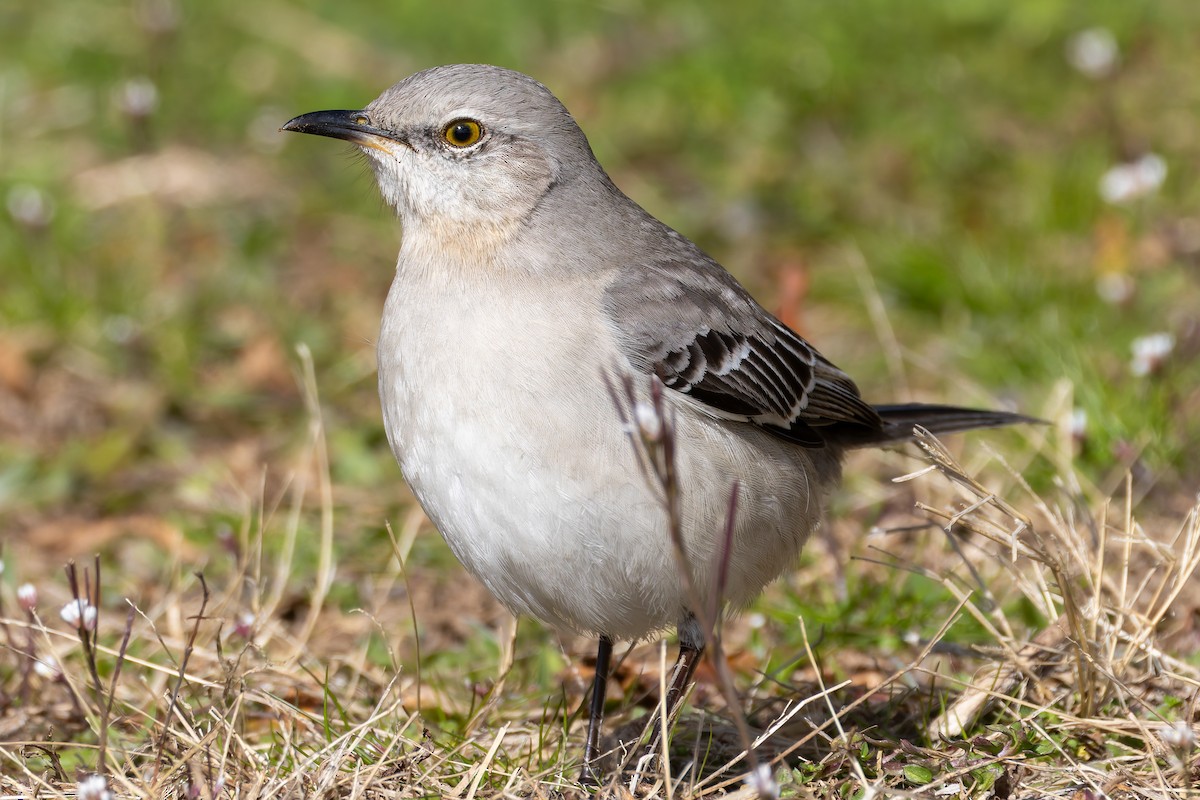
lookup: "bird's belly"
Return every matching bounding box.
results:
[382,361,675,637]
[376,281,836,641]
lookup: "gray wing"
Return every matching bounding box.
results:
[602,260,882,447]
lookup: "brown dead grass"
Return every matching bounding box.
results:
[2,383,1198,799]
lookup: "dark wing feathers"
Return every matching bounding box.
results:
[603,260,883,448]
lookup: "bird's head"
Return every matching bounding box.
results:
[282,64,599,242]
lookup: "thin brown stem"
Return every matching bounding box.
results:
[156,572,210,772]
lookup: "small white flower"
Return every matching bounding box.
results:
[1066,28,1119,79]
[60,598,98,631]
[745,762,779,799]
[234,611,255,638]
[1161,720,1195,750]
[60,600,81,626]
[33,655,61,680]
[102,314,138,344]
[116,76,159,118]
[17,583,37,612]
[1095,272,1134,305]
[77,774,114,800]
[135,0,180,36]
[1130,332,1175,377]
[1100,153,1167,204]
[633,401,663,442]
[6,185,56,229]
[1069,408,1088,441]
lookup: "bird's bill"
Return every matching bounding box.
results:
[280,110,404,152]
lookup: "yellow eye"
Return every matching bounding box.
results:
[443,119,483,148]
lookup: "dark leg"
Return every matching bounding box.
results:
[580,636,613,784]
[643,619,705,766]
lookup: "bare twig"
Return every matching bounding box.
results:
[156,572,210,772]
[608,370,768,794]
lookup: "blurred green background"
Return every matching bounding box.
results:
[3,0,1198,560]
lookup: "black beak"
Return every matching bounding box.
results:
[280,110,402,147]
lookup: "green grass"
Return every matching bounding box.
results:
[3,0,1199,797]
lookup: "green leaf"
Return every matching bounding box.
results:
[903,764,934,785]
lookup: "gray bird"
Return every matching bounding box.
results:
[282,64,1028,781]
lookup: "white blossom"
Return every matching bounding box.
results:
[1130,332,1175,377]
[234,611,255,638]
[1100,153,1167,204]
[1066,28,1119,78]
[1069,408,1088,441]
[60,598,98,631]
[744,762,779,799]
[77,774,114,800]
[33,655,61,680]
[7,185,55,228]
[1161,720,1195,750]
[1095,272,1134,305]
[116,76,159,118]
[135,0,180,36]
[103,315,138,345]
[17,583,37,612]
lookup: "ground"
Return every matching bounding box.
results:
[2,1,1199,797]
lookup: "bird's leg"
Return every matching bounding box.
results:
[580,635,613,784]
[643,619,704,767]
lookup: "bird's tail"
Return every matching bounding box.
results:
[828,403,1037,449]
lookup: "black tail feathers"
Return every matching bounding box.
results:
[827,402,1038,448]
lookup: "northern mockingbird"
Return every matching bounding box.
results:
[282,64,1028,781]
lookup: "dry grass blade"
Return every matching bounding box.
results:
[904,428,1200,796]
[3,411,1198,798]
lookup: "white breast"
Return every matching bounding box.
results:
[375,256,836,641]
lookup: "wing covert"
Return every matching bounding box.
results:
[602,260,882,447]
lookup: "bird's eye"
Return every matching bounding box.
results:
[442,119,483,148]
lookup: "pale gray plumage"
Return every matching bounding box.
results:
[282,64,1029,777]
